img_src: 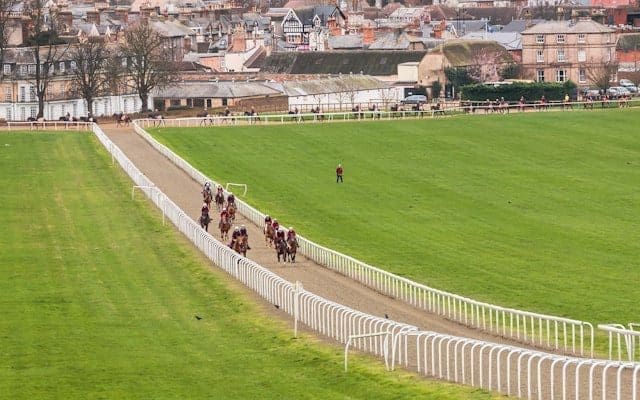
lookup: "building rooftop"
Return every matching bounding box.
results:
[522,19,614,34]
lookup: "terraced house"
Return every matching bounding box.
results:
[521,19,617,87]
[0,46,142,121]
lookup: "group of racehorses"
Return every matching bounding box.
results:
[198,184,299,263]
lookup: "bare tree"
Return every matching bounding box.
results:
[119,21,179,113]
[68,39,115,117]
[0,0,19,73]
[24,0,69,118]
[467,47,505,83]
[587,62,619,91]
[335,91,348,111]
[378,87,396,110]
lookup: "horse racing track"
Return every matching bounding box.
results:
[149,108,640,354]
[0,131,498,398]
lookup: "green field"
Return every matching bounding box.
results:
[0,132,498,399]
[150,109,640,327]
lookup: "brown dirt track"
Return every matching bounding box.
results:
[101,122,633,400]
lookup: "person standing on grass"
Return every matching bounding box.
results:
[336,163,343,183]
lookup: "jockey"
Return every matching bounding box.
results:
[264,215,272,227]
[240,225,251,250]
[276,228,285,240]
[286,227,297,242]
[272,219,280,232]
[227,192,235,206]
[201,202,209,215]
[216,185,224,197]
[220,207,228,220]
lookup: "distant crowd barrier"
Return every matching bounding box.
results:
[134,99,638,129]
[93,122,638,399]
[132,119,595,358]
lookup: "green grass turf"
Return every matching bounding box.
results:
[0,132,498,399]
[149,109,640,328]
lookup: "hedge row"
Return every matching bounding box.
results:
[460,82,573,102]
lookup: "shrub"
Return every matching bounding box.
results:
[460,82,567,102]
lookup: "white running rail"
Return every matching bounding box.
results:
[90,122,416,367]
[132,119,595,357]
[599,324,640,362]
[88,123,638,399]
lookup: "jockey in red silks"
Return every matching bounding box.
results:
[286,227,297,242]
[272,219,280,232]
[220,207,229,221]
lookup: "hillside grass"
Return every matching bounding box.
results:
[149,109,640,327]
[0,131,498,399]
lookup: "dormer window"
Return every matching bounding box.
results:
[536,34,544,44]
[59,61,65,73]
[557,34,565,43]
[3,64,10,75]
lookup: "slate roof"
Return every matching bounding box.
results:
[461,32,522,51]
[462,7,518,26]
[522,20,614,34]
[281,75,390,96]
[328,34,364,49]
[152,81,283,98]
[258,50,428,75]
[501,19,545,33]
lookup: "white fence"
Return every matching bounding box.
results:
[88,122,639,399]
[89,122,416,367]
[5,121,93,131]
[599,324,640,362]
[132,119,595,357]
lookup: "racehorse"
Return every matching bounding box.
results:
[214,192,224,211]
[227,203,236,223]
[202,189,213,210]
[232,235,247,257]
[275,238,288,263]
[114,112,131,127]
[264,223,276,247]
[219,217,231,241]
[199,212,212,232]
[287,237,299,263]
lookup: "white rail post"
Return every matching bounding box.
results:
[294,281,303,338]
[131,185,153,200]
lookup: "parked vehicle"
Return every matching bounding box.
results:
[618,79,638,94]
[606,86,631,97]
[401,94,427,105]
[581,88,600,98]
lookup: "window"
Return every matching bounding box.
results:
[121,57,127,67]
[536,50,544,63]
[70,61,76,70]
[557,34,565,43]
[28,64,35,74]
[606,33,611,43]
[4,88,11,101]
[19,86,25,102]
[578,49,586,62]
[3,64,10,75]
[536,69,545,82]
[555,69,567,82]
[6,108,11,121]
[579,68,586,83]
[59,62,65,73]
[29,107,36,118]
[557,49,566,63]
[536,34,544,44]
[19,65,26,75]
[606,49,611,62]
[578,33,586,43]
[29,86,36,102]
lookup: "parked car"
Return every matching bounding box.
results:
[619,79,635,86]
[401,94,427,105]
[618,79,638,94]
[606,86,631,97]
[582,88,601,98]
